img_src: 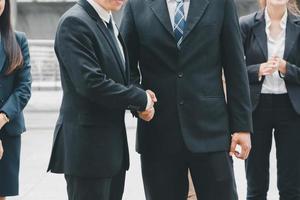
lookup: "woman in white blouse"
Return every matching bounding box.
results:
[240,0,300,199]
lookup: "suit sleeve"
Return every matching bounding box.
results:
[120,1,142,88]
[0,33,32,120]
[55,16,147,111]
[221,0,253,133]
[284,62,300,85]
[239,17,262,84]
[120,1,144,117]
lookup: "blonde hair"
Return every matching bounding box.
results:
[258,0,300,15]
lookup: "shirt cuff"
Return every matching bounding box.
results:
[279,71,286,79]
[145,92,152,110]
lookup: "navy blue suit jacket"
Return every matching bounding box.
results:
[240,11,300,114]
[0,32,32,136]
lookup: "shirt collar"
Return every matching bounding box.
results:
[265,7,288,30]
[87,0,112,24]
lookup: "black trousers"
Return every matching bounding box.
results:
[65,169,126,200]
[141,149,238,200]
[246,94,300,200]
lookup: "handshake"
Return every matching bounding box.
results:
[138,90,158,122]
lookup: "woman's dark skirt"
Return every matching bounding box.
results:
[0,131,21,196]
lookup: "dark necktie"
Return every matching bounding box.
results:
[106,18,125,69]
[173,0,186,48]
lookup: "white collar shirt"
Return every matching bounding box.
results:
[261,8,288,94]
[87,0,125,61]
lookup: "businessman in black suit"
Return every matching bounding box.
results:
[47,0,156,199]
[120,0,253,199]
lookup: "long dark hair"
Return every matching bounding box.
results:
[258,0,300,15]
[0,0,23,75]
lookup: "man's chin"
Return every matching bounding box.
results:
[111,1,124,11]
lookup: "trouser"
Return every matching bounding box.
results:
[65,169,126,200]
[141,149,238,200]
[246,94,300,200]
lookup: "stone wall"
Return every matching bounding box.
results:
[16,2,75,40]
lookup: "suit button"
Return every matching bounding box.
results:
[178,72,184,78]
[179,101,184,106]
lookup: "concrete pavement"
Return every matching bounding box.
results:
[7,91,279,200]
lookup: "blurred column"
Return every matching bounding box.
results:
[12,0,17,28]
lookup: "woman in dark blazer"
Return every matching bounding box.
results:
[240,0,300,199]
[0,0,31,199]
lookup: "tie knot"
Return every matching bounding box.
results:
[176,0,183,3]
[107,17,114,30]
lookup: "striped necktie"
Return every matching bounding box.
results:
[173,0,185,48]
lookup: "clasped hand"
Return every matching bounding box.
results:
[259,56,287,77]
[138,90,157,122]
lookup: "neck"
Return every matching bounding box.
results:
[267,5,286,21]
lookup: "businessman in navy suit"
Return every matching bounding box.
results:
[121,0,253,199]
[47,0,156,199]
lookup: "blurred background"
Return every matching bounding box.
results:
[7,0,296,199]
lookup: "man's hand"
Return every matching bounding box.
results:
[0,140,3,160]
[146,90,157,106]
[0,113,8,130]
[139,90,157,122]
[230,132,251,160]
[139,107,155,122]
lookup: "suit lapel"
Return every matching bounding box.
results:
[96,21,128,82]
[253,10,268,60]
[77,0,127,82]
[147,0,174,38]
[0,42,6,73]
[182,0,210,41]
[284,14,300,59]
[118,34,130,85]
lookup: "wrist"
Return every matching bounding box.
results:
[0,113,10,123]
[279,60,287,74]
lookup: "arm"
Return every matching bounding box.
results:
[120,0,142,88]
[120,1,153,119]
[239,16,263,84]
[56,16,148,111]
[284,62,300,85]
[221,0,253,133]
[0,33,32,121]
[221,0,252,160]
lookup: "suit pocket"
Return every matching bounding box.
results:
[183,97,229,135]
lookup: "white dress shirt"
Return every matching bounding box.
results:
[166,0,190,28]
[261,8,288,94]
[87,0,125,61]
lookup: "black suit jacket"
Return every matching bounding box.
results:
[120,0,252,156]
[47,0,148,178]
[240,10,300,113]
[0,32,31,136]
